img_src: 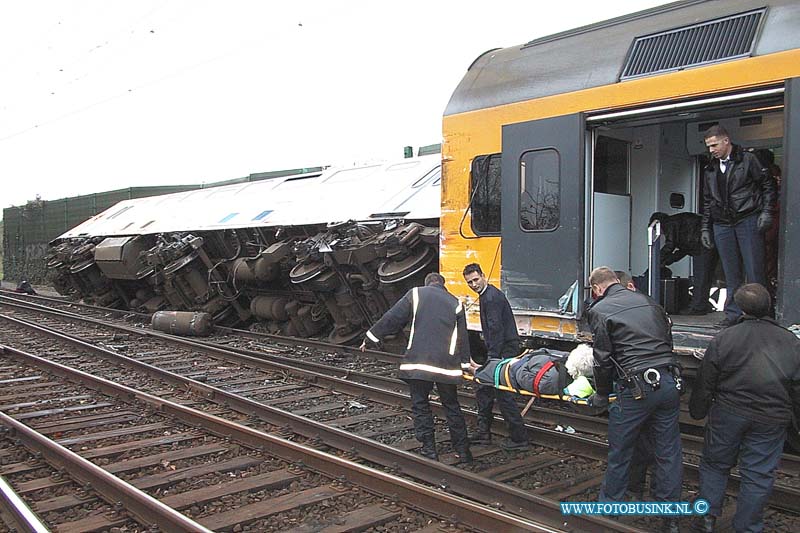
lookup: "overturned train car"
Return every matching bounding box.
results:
[46,155,442,344]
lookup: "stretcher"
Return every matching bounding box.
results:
[463,353,616,413]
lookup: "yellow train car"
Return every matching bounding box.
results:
[441,0,800,356]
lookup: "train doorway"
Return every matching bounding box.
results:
[588,87,785,331]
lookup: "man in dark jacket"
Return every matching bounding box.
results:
[361,272,473,463]
[689,283,800,532]
[701,125,776,327]
[587,266,682,531]
[649,212,717,315]
[463,263,529,450]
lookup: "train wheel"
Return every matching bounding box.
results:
[377,246,435,284]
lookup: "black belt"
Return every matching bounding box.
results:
[618,365,679,399]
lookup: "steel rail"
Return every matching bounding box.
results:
[0,475,49,533]
[0,313,641,532]
[3,295,798,476]
[0,412,213,533]
[3,301,800,515]
[0,344,578,533]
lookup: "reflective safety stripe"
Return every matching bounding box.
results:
[399,363,464,377]
[407,288,419,350]
[449,301,462,355]
[366,330,379,343]
[449,324,458,355]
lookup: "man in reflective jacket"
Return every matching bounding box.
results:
[362,272,473,463]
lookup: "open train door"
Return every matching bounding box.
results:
[501,114,585,316]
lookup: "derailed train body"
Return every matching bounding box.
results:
[45,155,441,344]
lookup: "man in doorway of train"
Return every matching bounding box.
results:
[462,263,530,450]
[649,212,717,315]
[689,283,800,533]
[360,272,473,464]
[701,125,776,328]
[587,266,682,532]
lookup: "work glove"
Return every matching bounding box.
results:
[757,212,773,233]
[701,230,714,250]
[588,393,609,408]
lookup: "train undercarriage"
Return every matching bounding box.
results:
[45,219,439,345]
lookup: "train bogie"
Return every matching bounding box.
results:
[46,156,442,344]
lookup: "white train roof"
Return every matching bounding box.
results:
[59,155,441,239]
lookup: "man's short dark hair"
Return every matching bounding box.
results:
[734,283,771,318]
[424,272,445,286]
[704,124,729,140]
[589,266,619,287]
[614,270,633,287]
[462,263,483,277]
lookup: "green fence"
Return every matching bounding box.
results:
[2,186,198,283]
[2,167,326,284]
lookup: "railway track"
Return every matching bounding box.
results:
[0,295,628,532]
[3,292,800,463]
[2,292,799,531]
[0,344,559,532]
[0,291,748,445]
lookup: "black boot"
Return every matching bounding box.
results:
[471,418,492,445]
[691,515,715,532]
[419,438,438,461]
[454,447,473,464]
[471,432,491,445]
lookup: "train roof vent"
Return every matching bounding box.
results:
[620,8,764,81]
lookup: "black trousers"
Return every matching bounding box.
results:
[600,374,682,502]
[689,247,718,311]
[629,425,655,496]
[406,379,468,451]
[475,385,528,443]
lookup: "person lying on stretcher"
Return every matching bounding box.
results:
[468,344,597,400]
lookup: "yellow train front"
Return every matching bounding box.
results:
[441,0,800,366]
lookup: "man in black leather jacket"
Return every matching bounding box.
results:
[689,283,800,532]
[701,125,776,327]
[587,267,682,530]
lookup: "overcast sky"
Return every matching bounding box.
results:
[0,0,671,213]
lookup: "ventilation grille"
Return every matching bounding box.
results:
[620,9,764,80]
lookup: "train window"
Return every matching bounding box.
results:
[324,165,381,184]
[594,136,629,195]
[519,149,559,231]
[107,206,133,220]
[386,161,420,172]
[470,154,501,235]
